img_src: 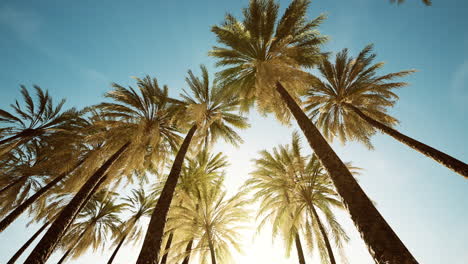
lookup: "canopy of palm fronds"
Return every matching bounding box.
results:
[209,0,327,123]
[246,132,354,262]
[58,190,123,259]
[304,45,415,149]
[181,65,249,149]
[0,86,82,154]
[169,180,249,264]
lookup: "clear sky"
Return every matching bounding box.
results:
[0,0,467,263]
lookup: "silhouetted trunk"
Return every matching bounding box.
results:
[276,82,418,264]
[136,125,197,264]
[181,239,193,264]
[56,225,89,264]
[295,233,306,264]
[0,174,29,196]
[310,205,335,264]
[347,104,468,178]
[7,221,50,264]
[0,158,86,232]
[159,232,174,264]
[24,142,130,264]
[56,248,72,264]
[107,233,128,264]
[208,238,216,264]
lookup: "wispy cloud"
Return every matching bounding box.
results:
[450,59,468,111]
[0,5,108,85]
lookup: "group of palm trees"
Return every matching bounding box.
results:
[0,0,464,264]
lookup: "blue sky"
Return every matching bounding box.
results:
[0,0,467,263]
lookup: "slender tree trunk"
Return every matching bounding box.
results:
[159,232,174,264]
[6,221,50,264]
[276,82,418,264]
[208,238,217,264]
[7,177,102,264]
[136,125,197,264]
[310,205,336,264]
[0,158,86,232]
[295,233,306,264]
[181,239,193,264]
[107,234,128,264]
[0,174,29,196]
[56,248,72,264]
[24,142,130,264]
[347,104,468,178]
[56,225,89,264]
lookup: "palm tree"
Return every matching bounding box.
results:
[56,190,123,263]
[136,66,249,264]
[246,132,350,264]
[23,142,130,264]
[210,1,417,262]
[304,45,467,178]
[106,187,155,264]
[163,150,229,264]
[0,85,79,152]
[24,76,183,264]
[172,180,249,264]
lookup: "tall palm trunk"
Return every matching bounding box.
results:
[56,248,72,264]
[0,174,29,196]
[159,232,174,264]
[56,225,89,264]
[24,142,130,264]
[0,158,86,232]
[309,205,336,264]
[294,233,306,264]
[347,104,468,178]
[107,233,128,264]
[7,177,103,264]
[7,221,50,264]
[208,236,216,264]
[276,82,418,264]
[181,239,193,264]
[136,125,197,264]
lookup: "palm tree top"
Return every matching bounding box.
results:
[0,85,79,134]
[304,44,415,148]
[181,65,250,148]
[209,0,327,123]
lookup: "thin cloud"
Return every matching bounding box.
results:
[0,5,109,85]
[451,60,468,111]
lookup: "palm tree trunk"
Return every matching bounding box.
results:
[181,239,193,264]
[136,125,197,264]
[276,82,418,264]
[347,104,468,178]
[294,233,306,264]
[107,234,128,264]
[159,232,174,264]
[24,142,130,264]
[56,248,72,264]
[56,226,89,264]
[0,158,86,232]
[310,205,336,264]
[208,239,217,264]
[0,174,29,196]
[7,221,50,264]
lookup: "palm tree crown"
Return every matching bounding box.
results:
[304,45,414,148]
[209,0,327,122]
